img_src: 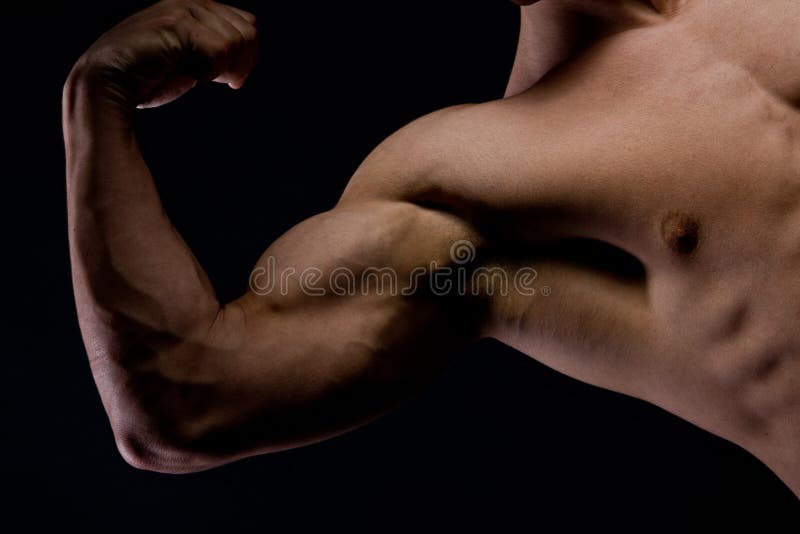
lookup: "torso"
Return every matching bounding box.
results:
[341,0,800,492]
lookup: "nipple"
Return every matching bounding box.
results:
[660,211,700,257]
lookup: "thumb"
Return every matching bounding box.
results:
[137,75,198,110]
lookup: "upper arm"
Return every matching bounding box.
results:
[123,199,487,471]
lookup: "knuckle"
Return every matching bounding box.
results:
[241,25,257,42]
[161,8,190,28]
[243,12,257,25]
[170,0,201,12]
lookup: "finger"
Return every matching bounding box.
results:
[206,2,257,36]
[185,2,251,87]
[137,76,198,109]
[174,20,241,86]
[186,1,242,43]
[186,3,257,88]
[218,3,258,27]
[203,3,258,88]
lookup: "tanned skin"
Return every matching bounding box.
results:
[63,0,800,496]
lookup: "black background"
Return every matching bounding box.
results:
[3,1,800,531]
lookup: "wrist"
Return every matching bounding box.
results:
[62,55,139,187]
[63,55,134,122]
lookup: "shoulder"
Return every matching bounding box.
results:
[338,102,511,205]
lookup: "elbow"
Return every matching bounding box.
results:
[114,433,171,473]
[95,338,239,474]
[97,343,233,474]
[110,405,229,474]
[113,428,214,475]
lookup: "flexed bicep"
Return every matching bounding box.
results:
[120,201,488,472]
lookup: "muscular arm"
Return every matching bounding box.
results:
[64,0,656,474]
[63,1,497,473]
[65,76,488,473]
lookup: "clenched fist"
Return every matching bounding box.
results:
[67,0,258,109]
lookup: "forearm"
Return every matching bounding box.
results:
[64,66,219,349]
[63,65,223,467]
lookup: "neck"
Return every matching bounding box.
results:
[505,0,662,98]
